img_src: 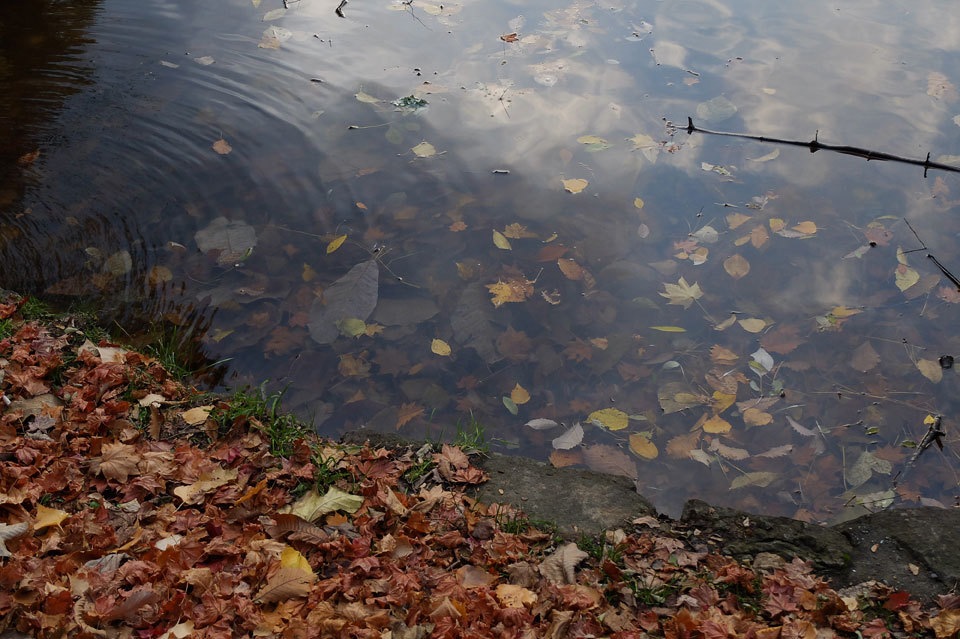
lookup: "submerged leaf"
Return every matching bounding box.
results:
[492,230,512,250]
[659,277,703,309]
[629,433,658,459]
[412,141,437,157]
[308,260,379,344]
[431,339,452,356]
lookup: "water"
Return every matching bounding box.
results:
[3,0,960,521]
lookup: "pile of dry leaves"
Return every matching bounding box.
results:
[1,296,959,639]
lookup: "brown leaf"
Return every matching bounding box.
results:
[96,442,140,483]
[557,258,586,280]
[396,402,425,429]
[850,342,880,373]
[540,542,589,584]
[759,324,804,355]
[500,33,519,42]
[255,566,315,603]
[582,444,637,479]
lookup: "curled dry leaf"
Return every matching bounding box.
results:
[212,138,232,155]
[552,423,583,450]
[540,542,589,584]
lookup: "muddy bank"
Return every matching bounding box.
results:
[342,430,960,601]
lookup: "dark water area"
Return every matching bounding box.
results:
[3,0,960,522]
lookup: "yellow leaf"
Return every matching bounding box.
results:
[734,234,750,247]
[750,225,769,248]
[503,223,537,239]
[743,408,773,426]
[34,505,69,530]
[723,254,750,279]
[629,433,658,459]
[651,326,686,332]
[212,138,232,155]
[510,383,530,405]
[486,277,533,306]
[562,178,588,194]
[831,306,862,318]
[588,407,628,431]
[712,391,737,414]
[738,318,767,333]
[703,415,732,433]
[768,217,786,232]
[492,230,512,250]
[431,339,452,356]
[895,265,920,291]
[924,414,939,425]
[302,263,318,282]
[495,584,537,608]
[726,213,751,229]
[659,276,703,308]
[576,135,607,144]
[181,405,213,425]
[326,234,347,254]
[412,141,436,157]
[280,546,315,576]
[363,323,384,337]
[588,337,608,350]
[792,221,817,234]
[633,197,645,210]
[917,359,943,383]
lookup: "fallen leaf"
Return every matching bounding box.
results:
[412,141,437,157]
[917,358,943,383]
[895,264,920,292]
[97,442,140,483]
[0,522,29,558]
[173,467,238,504]
[730,471,778,489]
[634,197,645,210]
[792,221,817,234]
[587,408,628,431]
[510,383,530,405]
[582,444,636,479]
[431,339,452,356]
[326,234,347,254]
[500,32,519,42]
[549,449,583,467]
[629,434,658,459]
[503,223,537,239]
[502,396,518,415]
[561,178,588,194]
[727,213,751,229]
[212,138,232,155]
[723,254,750,279]
[355,91,380,103]
[495,584,537,607]
[526,418,558,430]
[749,148,779,162]
[738,318,767,333]
[540,543,589,584]
[742,408,773,426]
[255,566,315,603]
[34,505,69,530]
[850,342,880,372]
[396,402,425,428]
[552,423,584,449]
[703,415,732,434]
[486,277,533,307]
[660,277,703,309]
[557,258,586,280]
[280,485,364,521]
[308,259,379,344]
[492,230,512,250]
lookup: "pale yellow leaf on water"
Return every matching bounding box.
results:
[723,254,750,279]
[712,391,737,414]
[431,339,452,356]
[651,326,686,332]
[412,141,436,157]
[734,234,750,247]
[355,91,380,103]
[562,178,588,194]
[792,221,817,234]
[768,218,786,232]
[750,225,769,248]
[743,408,773,426]
[895,265,920,291]
[588,407,629,431]
[738,318,767,333]
[896,247,909,266]
[326,234,347,254]
[212,138,232,155]
[181,405,213,425]
[281,546,315,576]
[702,415,732,434]
[660,276,703,308]
[510,383,530,405]
[831,306,861,318]
[714,315,737,331]
[917,359,943,383]
[726,213,751,229]
[492,230,512,250]
[577,135,606,144]
[629,434,658,459]
[34,505,69,530]
[633,197,645,210]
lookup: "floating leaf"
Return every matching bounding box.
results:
[355,91,380,103]
[917,358,943,383]
[738,318,766,333]
[587,408,628,431]
[526,418,558,430]
[552,423,584,450]
[503,223,537,239]
[792,221,817,234]
[628,434,658,459]
[326,234,347,254]
[695,95,737,123]
[726,213,751,229]
[502,396,519,415]
[651,325,685,332]
[658,382,705,414]
[308,260,379,344]
[431,339,452,356]
[723,254,750,279]
[659,277,703,309]
[337,318,367,338]
[195,217,257,265]
[702,415,732,434]
[412,141,437,157]
[492,230,512,250]
[847,451,892,488]
[583,444,637,479]
[895,264,920,292]
[742,408,772,426]
[486,277,533,307]
[768,218,786,232]
[633,197,645,210]
[510,383,530,405]
[212,138,232,155]
[557,258,586,280]
[850,342,880,372]
[730,471,778,489]
[561,178,588,194]
[748,148,779,162]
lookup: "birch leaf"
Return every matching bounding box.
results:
[552,423,584,450]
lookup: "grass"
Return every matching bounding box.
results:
[452,411,490,454]
[211,383,309,457]
[145,324,194,381]
[0,319,13,340]
[403,457,436,484]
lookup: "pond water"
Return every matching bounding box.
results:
[4,0,960,522]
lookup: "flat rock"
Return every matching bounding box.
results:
[680,499,852,576]
[833,507,960,601]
